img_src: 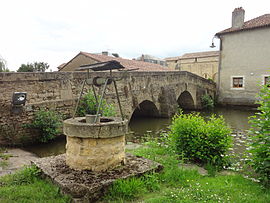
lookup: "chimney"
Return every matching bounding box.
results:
[232,7,245,28]
[102,51,108,56]
[141,54,145,61]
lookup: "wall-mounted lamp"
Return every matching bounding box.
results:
[210,36,217,48]
[12,92,27,106]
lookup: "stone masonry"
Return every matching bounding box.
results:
[0,71,216,146]
[64,117,128,171]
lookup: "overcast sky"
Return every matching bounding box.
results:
[0,0,269,71]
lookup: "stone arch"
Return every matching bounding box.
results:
[130,100,159,119]
[177,91,195,110]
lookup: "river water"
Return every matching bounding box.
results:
[25,107,256,158]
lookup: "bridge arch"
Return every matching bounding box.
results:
[130,100,159,120]
[177,91,195,110]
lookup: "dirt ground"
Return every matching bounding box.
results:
[0,148,38,177]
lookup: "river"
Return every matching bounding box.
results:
[24,106,256,158]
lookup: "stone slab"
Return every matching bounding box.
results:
[33,153,163,202]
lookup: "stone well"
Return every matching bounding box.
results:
[63,117,128,172]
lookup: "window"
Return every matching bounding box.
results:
[264,76,269,85]
[232,77,243,88]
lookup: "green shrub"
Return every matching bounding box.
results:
[77,91,116,117]
[201,94,214,109]
[169,112,232,170]
[26,109,62,143]
[248,84,270,187]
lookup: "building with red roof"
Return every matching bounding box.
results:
[215,8,270,106]
[58,51,169,72]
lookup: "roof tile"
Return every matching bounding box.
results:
[80,52,169,71]
[216,14,270,36]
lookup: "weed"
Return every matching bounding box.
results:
[24,109,62,143]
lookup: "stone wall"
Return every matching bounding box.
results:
[0,71,216,146]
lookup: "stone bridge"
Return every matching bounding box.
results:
[0,71,215,145]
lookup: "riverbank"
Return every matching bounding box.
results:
[0,141,269,202]
[0,148,38,177]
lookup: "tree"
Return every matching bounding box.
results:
[17,63,34,72]
[0,57,9,72]
[17,62,49,72]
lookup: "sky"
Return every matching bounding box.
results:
[0,0,269,71]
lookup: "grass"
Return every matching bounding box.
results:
[0,166,70,203]
[0,148,11,169]
[103,137,270,203]
[0,138,269,202]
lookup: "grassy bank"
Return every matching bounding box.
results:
[103,138,270,203]
[0,166,70,203]
[0,140,269,202]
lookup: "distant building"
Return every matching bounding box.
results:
[165,51,219,81]
[58,51,169,72]
[136,54,167,67]
[57,63,66,70]
[216,7,270,106]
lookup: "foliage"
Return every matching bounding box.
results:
[25,109,62,143]
[0,166,40,186]
[0,57,9,72]
[0,166,70,202]
[169,111,232,170]
[201,94,214,109]
[77,91,116,117]
[17,62,49,72]
[104,137,270,203]
[248,84,270,187]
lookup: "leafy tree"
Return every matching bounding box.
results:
[248,84,270,187]
[0,57,9,72]
[17,62,49,72]
[33,62,49,72]
[17,63,34,72]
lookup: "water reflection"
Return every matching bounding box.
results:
[188,107,256,132]
[25,107,256,157]
[24,136,66,158]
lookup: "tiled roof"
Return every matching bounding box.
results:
[165,56,180,61]
[79,52,169,71]
[165,51,219,61]
[180,51,219,59]
[57,63,66,69]
[216,14,270,36]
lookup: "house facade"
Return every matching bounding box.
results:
[165,51,219,81]
[58,51,169,72]
[216,8,270,106]
[136,54,167,67]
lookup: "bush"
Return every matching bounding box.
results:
[248,84,270,187]
[77,91,116,117]
[169,112,232,170]
[201,94,214,109]
[26,109,62,143]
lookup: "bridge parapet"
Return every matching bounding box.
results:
[0,71,215,145]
